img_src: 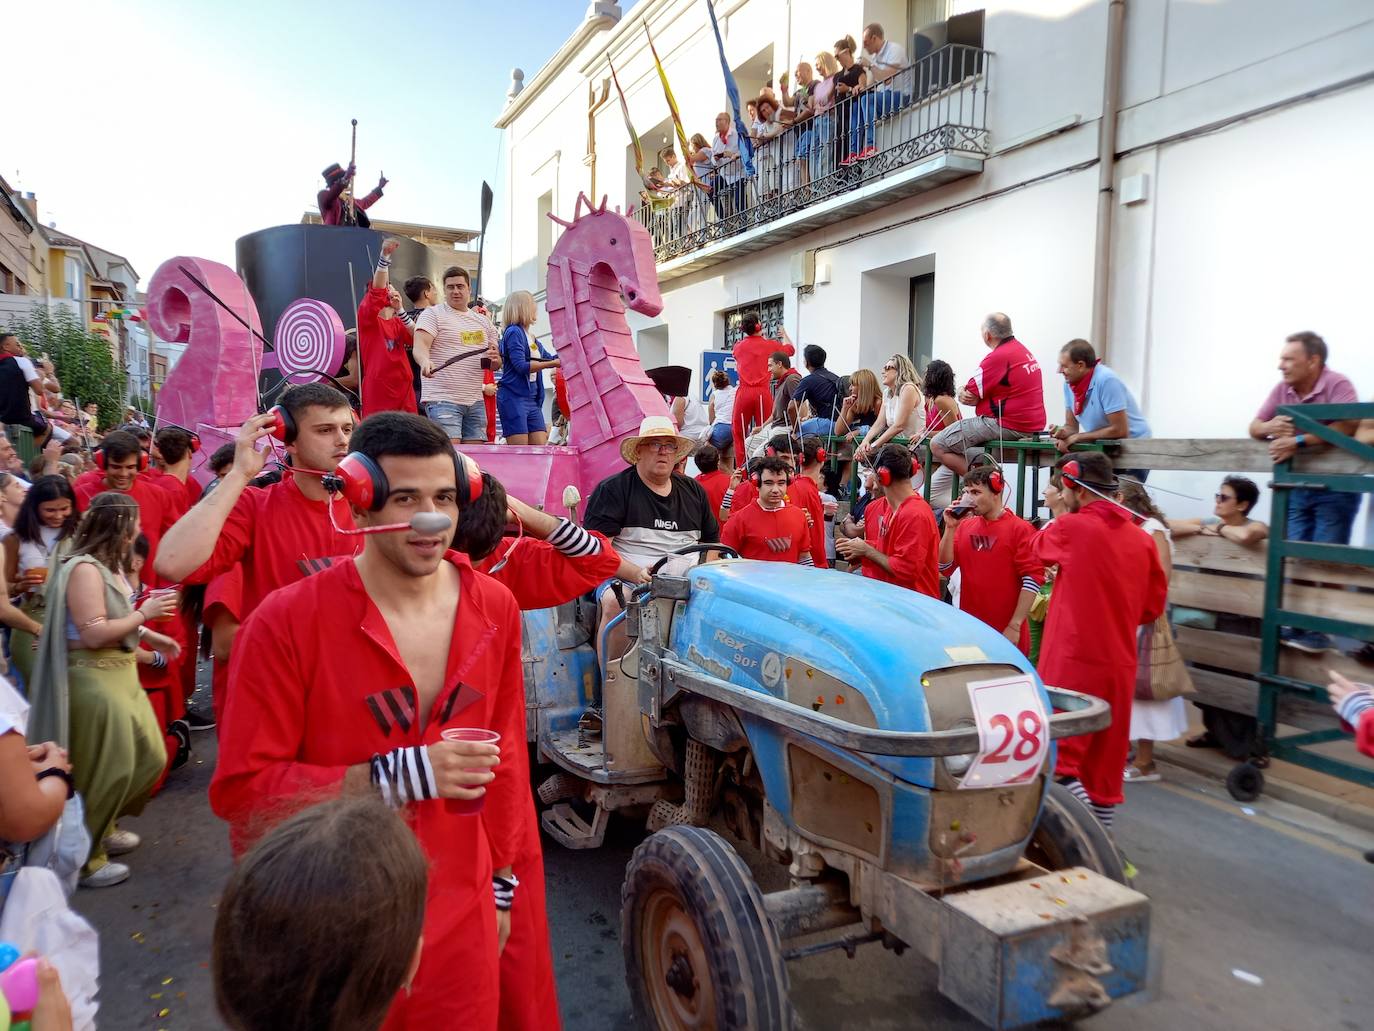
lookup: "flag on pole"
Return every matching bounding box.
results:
[703,0,755,177]
[644,23,707,192]
[608,59,644,179]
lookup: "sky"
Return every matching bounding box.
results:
[3,0,640,290]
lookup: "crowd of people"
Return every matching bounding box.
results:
[640,22,917,244]
[0,272,1370,1030]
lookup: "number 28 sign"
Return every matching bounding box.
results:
[958,675,1050,790]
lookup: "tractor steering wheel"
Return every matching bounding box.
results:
[648,543,740,576]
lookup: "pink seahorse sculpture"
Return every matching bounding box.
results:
[146,257,264,483]
[463,194,667,512]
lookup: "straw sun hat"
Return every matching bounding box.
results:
[619,415,696,465]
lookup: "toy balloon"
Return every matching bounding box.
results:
[0,957,37,1014]
[0,945,16,975]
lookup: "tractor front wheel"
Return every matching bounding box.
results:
[622,826,792,1031]
[1025,780,1129,884]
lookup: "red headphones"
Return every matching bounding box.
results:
[1060,459,1083,488]
[988,467,1005,493]
[268,405,362,445]
[187,431,202,454]
[876,465,892,487]
[323,449,482,512]
[95,445,149,473]
[814,445,827,464]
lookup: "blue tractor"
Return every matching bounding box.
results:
[523,548,1150,1030]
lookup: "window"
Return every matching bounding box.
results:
[536,190,553,292]
[908,0,952,38]
[908,272,935,369]
[64,255,82,299]
[723,296,784,349]
[0,263,12,293]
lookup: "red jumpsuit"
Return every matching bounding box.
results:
[1033,501,1167,806]
[180,472,359,617]
[730,334,792,466]
[861,494,941,598]
[203,567,244,727]
[476,530,622,1031]
[210,552,529,1030]
[359,285,418,418]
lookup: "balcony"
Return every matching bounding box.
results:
[635,45,990,281]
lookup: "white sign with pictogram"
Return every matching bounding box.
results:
[957,674,1050,790]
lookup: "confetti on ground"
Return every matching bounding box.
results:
[1240,807,1256,816]
[1232,969,1263,986]
[150,992,162,1000]
[158,1007,170,1017]
[162,977,174,986]
[130,931,145,943]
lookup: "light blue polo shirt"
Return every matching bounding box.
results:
[1063,364,1150,437]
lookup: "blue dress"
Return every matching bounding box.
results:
[497,325,553,435]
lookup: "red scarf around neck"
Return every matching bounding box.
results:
[1070,364,1096,415]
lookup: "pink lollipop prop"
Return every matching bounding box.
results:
[264,298,346,383]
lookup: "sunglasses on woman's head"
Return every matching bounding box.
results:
[883,364,896,372]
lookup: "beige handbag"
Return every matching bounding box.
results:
[1135,615,1196,701]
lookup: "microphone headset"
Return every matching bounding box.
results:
[291,448,484,538]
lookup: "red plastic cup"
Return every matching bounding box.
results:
[440,728,501,815]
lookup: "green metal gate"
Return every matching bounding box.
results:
[1254,402,1374,789]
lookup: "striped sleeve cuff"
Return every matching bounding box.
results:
[938,561,954,574]
[800,553,814,567]
[722,488,734,511]
[1336,690,1374,726]
[399,309,418,326]
[548,518,601,558]
[1020,576,1041,594]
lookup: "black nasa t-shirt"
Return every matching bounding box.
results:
[584,466,719,568]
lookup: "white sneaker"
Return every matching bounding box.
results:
[80,862,130,888]
[103,828,141,856]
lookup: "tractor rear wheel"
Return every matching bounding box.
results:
[1025,781,1128,884]
[622,826,792,1031]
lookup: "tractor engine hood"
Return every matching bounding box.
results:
[668,561,1048,787]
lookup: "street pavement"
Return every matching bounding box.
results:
[77,724,1374,1030]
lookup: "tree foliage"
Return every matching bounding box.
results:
[4,306,126,431]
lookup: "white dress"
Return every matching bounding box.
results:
[1130,518,1190,742]
[711,385,736,428]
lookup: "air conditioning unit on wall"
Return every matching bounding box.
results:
[790,250,815,289]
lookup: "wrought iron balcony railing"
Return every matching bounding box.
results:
[634,45,991,264]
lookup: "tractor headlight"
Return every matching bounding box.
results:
[942,718,978,778]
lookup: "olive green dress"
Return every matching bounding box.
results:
[26,554,166,875]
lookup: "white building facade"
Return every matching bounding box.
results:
[497,0,1374,510]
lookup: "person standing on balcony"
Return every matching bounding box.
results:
[1248,330,1361,653]
[853,23,910,161]
[833,35,868,165]
[931,313,1045,480]
[798,55,837,181]
[730,313,794,467]
[709,112,743,218]
[1052,339,1151,479]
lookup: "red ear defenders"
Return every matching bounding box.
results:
[268,405,362,445]
[814,445,827,464]
[95,446,149,472]
[876,465,892,487]
[188,431,202,454]
[1059,459,1116,492]
[988,468,1005,494]
[323,449,483,512]
[750,468,793,488]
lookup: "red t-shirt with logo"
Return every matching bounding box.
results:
[861,493,940,598]
[721,502,811,563]
[75,473,176,586]
[948,511,1041,652]
[966,337,1045,432]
